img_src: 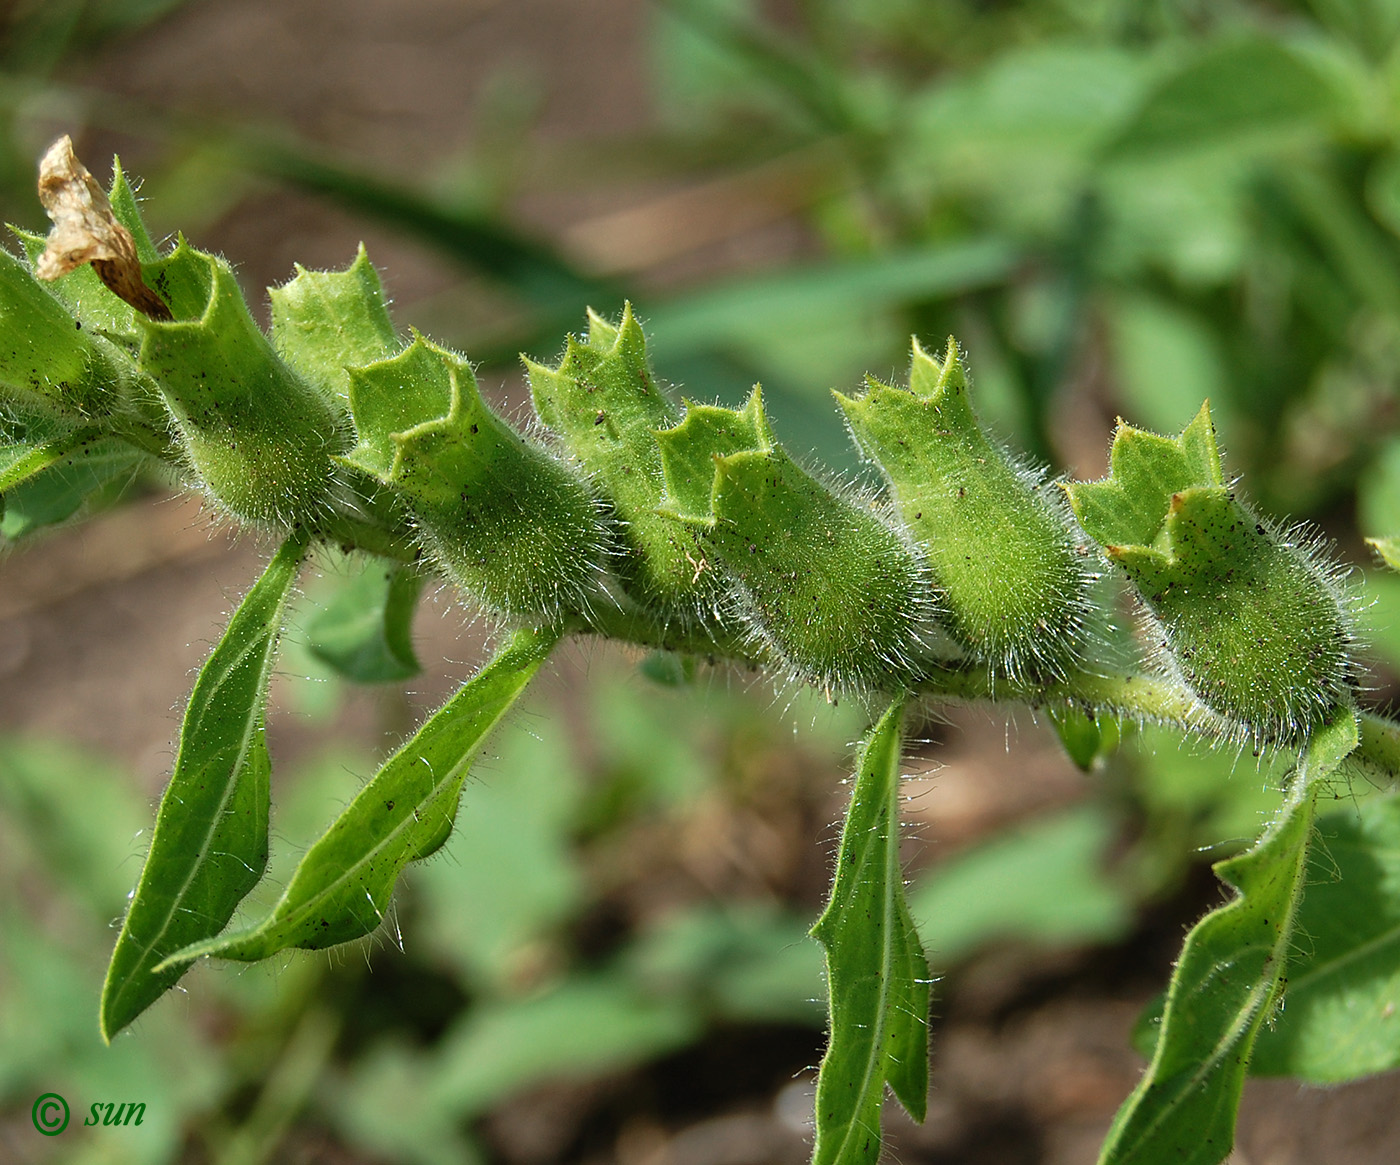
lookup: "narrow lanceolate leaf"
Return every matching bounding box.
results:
[1099,707,1359,1165]
[1250,790,1400,1082]
[100,535,307,1041]
[159,626,559,965]
[811,698,930,1165]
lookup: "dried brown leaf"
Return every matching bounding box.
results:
[35,135,172,321]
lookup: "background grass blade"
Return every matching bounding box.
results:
[1099,708,1359,1165]
[159,625,560,965]
[100,534,308,1040]
[810,697,930,1165]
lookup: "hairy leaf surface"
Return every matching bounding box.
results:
[101,534,307,1040]
[811,697,930,1165]
[1099,708,1358,1165]
[1250,791,1400,1081]
[160,626,559,964]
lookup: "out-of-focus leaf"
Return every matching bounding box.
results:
[1106,38,1344,158]
[1250,792,1400,1080]
[625,903,825,1026]
[304,559,424,684]
[240,137,619,317]
[1358,439,1400,542]
[910,804,1131,963]
[162,626,559,965]
[1099,709,1358,1165]
[1369,538,1400,576]
[646,237,1018,357]
[0,737,148,917]
[811,698,929,1165]
[1048,705,1118,772]
[414,709,584,991]
[100,535,307,1040]
[1107,293,1228,435]
[0,437,145,540]
[431,976,700,1115]
[337,976,700,1157]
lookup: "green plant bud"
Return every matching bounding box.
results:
[269,244,399,404]
[343,334,610,621]
[525,304,723,620]
[1065,402,1355,743]
[656,387,932,691]
[837,338,1091,681]
[136,240,352,527]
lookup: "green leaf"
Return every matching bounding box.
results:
[1098,707,1359,1165]
[909,805,1132,963]
[1250,791,1400,1081]
[1106,38,1343,158]
[1,436,146,540]
[414,709,585,990]
[1369,536,1400,574]
[645,237,1019,359]
[241,135,619,315]
[810,697,930,1165]
[1048,705,1117,771]
[100,534,308,1040]
[159,626,559,965]
[0,427,101,494]
[304,559,424,684]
